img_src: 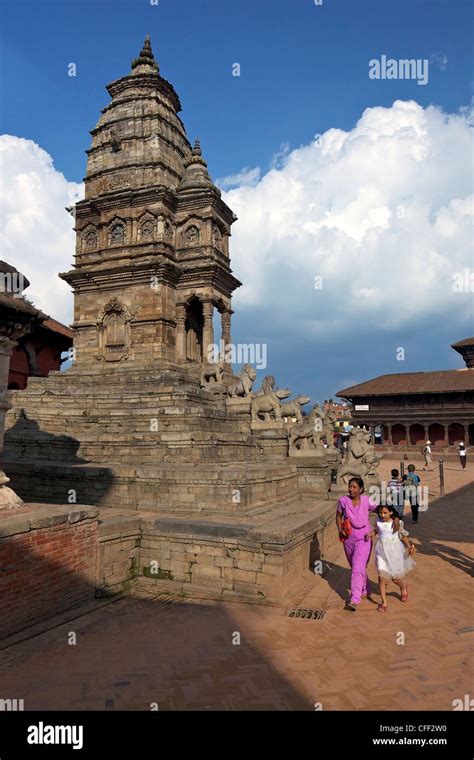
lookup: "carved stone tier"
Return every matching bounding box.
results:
[225,397,252,414]
[251,419,288,432]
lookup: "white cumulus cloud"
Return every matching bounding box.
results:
[0,100,472,349]
[216,166,261,189]
[223,100,473,338]
[0,135,83,323]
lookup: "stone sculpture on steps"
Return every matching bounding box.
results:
[226,364,256,397]
[280,394,311,423]
[200,362,224,388]
[251,388,291,422]
[336,427,381,486]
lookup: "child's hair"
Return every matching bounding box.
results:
[391,468,399,477]
[407,464,416,472]
[377,503,398,518]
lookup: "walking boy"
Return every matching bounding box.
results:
[403,464,421,524]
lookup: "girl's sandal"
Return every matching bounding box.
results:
[377,603,387,613]
[401,588,408,602]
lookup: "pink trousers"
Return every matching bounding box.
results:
[343,534,372,604]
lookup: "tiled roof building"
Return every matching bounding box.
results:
[337,340,474,449]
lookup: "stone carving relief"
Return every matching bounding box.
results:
[110,222,125,245]
[107,175,131,192]
[140,219,154,240]
[185,225,200,246]
[83,228,98,251]
[213,224,222,247]
[109,129,121,153]
[163,220,173,240]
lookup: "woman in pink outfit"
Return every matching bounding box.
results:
[336,477,399,611]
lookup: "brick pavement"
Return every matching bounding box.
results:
[0,480,472,711]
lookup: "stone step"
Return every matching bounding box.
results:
[3,459,299,513]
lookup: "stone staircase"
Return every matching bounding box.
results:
[3,363,300,513]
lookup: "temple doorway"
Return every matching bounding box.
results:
[185,297,203,362]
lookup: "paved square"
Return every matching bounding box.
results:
[1,476,472,711]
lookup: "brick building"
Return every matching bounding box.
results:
[8,317,73,390]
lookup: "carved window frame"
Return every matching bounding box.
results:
[81,224,99,252]
[96,298,132,362]
[138,212,156,242]
[108,218,126,246]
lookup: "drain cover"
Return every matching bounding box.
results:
[288,607,326,620]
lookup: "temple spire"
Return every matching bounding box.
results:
[131,34,159,72]
[178,138,220,195]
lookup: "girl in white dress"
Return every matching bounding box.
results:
[366,504,416,612]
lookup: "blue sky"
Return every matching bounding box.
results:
[1,0,471,182]
[1,0,473,401]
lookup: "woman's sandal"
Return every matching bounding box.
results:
[401,588,408,602]
[377,603,387,613]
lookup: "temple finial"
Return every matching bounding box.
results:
[193,139,202,156]
[131,34,159,72]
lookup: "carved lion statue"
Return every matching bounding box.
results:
[227,364,257,398]
[336,427,381,485]
[288,404,321,450]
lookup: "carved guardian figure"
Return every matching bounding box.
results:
[227,364,257,397]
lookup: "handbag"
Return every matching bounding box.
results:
[339,507,352,542]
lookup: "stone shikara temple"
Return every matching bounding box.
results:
[1,38,376,620]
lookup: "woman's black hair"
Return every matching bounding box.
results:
[348,476,364,493]
[377,503,398,518]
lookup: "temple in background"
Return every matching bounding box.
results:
[337,337,474,449]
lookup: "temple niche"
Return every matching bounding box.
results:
[97,300,131,362]
[82,226,98,251]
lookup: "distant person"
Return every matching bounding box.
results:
[387,468,404,518]
[422,440,433,471]
[403,464,421,524]
[458,442,467,470]
[366,504,416,612]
